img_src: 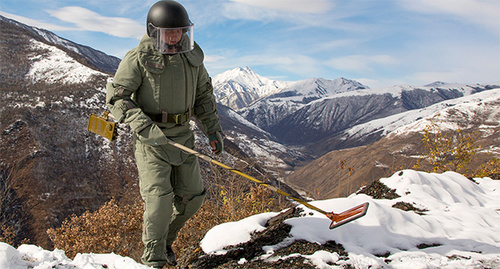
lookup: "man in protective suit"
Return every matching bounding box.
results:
[106,1,223,267]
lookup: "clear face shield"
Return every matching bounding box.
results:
[148,23,194,54]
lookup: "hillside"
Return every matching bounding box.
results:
[2,170,499,268]
[0,18,138,247]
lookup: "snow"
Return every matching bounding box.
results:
[277,77,367,98]
[26,39,102,84]
[1,173,499,268]
[0,243,150,269]
[346,87,500,139]
[201,170,500,268]
[389,88,500,137]
[201,212,278,255]
[213,66,287,100]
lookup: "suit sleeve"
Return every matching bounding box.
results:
[194,64,222,136]
[105,50,153,134]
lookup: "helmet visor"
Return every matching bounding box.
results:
[148,23,194,54]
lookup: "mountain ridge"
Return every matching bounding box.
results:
[234,77,498,151]
[0,14,120,74]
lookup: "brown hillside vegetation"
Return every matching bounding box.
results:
[286,134,423,199]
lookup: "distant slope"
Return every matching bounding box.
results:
[259,83,499,152]
[286,89,500,199]
[238,77,367,131]
[0,15,120,73]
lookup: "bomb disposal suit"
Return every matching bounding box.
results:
[106,1,223,267]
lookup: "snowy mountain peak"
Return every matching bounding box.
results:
[213,67,287,110]
[214,66,287,89]
[213,66,370,111]
[269,76,368,101]
[424,81,448,87]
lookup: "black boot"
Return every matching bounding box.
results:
[166,245,177,266]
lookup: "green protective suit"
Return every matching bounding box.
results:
[106,34,222,267]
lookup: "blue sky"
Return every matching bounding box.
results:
[1,0,499,89]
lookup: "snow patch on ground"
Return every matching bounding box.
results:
[201,170,500,268]
[26,39,102,84]
[1,170,499,268]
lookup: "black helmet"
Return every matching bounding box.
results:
[147,0,194,54]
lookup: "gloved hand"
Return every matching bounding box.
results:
[208,132,224,155]
[136,123,169,145]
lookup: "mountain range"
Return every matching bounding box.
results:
[217,67,498,153]
[1,15,499,251]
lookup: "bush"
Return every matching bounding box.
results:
[48,181,287,262]
[420,123,479,174]
[47,199,143,259]
[474,158,500,180]
[414,120,498,180]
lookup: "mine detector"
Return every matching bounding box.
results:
[88,112,369,229]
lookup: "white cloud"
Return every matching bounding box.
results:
[327,55,399,73]
[222,0,336,25]
[409,70,464,85]
[204,54,225,63]
[204,51,321,79]
[309,39,361,53]
[229,0,333,14]
[355,77,407,89]
[180,0,228,28]
[400,0,500,31]
[250,54,321,77]
[47,6,144,39]
[0,11,76,31]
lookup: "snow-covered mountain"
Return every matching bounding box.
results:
[305,83,500,153]
[268,76,368,102]
[0,15,120,73]
[237,79,499,150]
[287,87,500,199]
[345,88,500,141]
[236,76,368,131]
[213,67,287,110]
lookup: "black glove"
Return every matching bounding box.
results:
[208,132,224,155]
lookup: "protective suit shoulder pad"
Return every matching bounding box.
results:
[138,51,165,74]
[184,42,204,67]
